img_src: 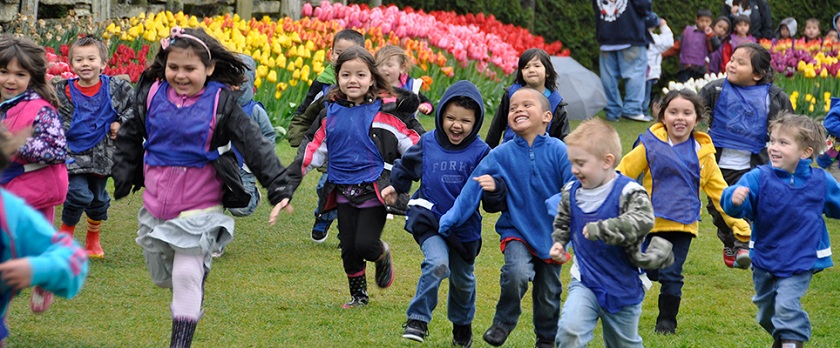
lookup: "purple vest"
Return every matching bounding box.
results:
[680,26,708,67]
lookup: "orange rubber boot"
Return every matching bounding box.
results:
[86,218,104,259]
[59,223,75,237]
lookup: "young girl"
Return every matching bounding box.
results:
[374,44,433,116]
[112,27,289,347]
[708,16,732,75]
[699,42,793,269]
[0,36,70,314]
[720,15,756,71]
[0,124,88,347]
[275,46,425,308]
[485,48,569,147]
[617,89,751,335]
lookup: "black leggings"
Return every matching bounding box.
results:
[337,203,387,275]
[706,167,751,250]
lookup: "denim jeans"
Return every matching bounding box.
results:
[228,169,259,217]
[61,174,110,225]
[599,46,647,120]
[753,268,813,342]
[645,232,693,297]
[313,173,337,221]
[643,78,658,117]
[406,235,476,325]
[556,279,643,348]
[492,240,561,340]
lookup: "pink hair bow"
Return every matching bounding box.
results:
[159,26,212,60]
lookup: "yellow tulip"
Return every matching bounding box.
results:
[143,30,156,42]
[274,91,282,99]
[820,69,829,78]
[272,43,283,55]
[103,32,112,39]
[254,77,262,88]
[809,104,815,112]
[296,45,305,58]
[276,55,286,69]
[267,70,278,83]
[295,57,303,69]
[256,65,268,78]
[292,69,300,80]
[187,16,199,27]
[287,62,295,72]
[266,57,276,69]
[289,79,298,87]
[300,65,310,82]
[252,49,262,60]
[313,50,326,63]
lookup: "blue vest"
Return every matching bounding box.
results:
[400,77,416,92]
[569,174,644,313]
[325,101,384,184]
[502,84,564,143]
[144,81,224,167]
[709,80,770,153]
[66,76,116,153]
[640,131,701,224]
[420,131,486,241]
[232,100,265,168]
[753,165,825,276]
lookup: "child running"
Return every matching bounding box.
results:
[485,48,569,147]
[374,44,434,116]
[275,46,425,308]
[722,114,837,348]
[383,80,489,346]
[0,36,69,314]
[53,36,136,259]
[112,27,290,347]
[617,89,751,335]
[699,42,793,269]
[439,87,573,348]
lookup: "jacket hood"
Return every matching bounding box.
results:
[648,122,716,159]
[835,13,840,31]
[435,80,484,149]
[237,54,256,106]
[777,18,797,37]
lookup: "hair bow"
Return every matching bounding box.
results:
[159,26,212,60]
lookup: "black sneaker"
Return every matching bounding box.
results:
[402,319,428,343]
[311,217,332,243]
[453,323,473,347]
[535,337,554,348]
[375,242,394,288]
[342,295,369,309]
[483,324,511,347]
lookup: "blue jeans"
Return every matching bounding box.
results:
[599,46,647,120]
[556,280,643,348]
[645,232,693,297]
[643,78,658,117]
[753,268,813,342]
[313,173,337,221]
[228,169,260,217]
[406,235,476,325]
[61,174,110,225]
[493,240,561,340]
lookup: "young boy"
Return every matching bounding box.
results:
[284,29,365,243]
[54,36,136,258]
[803,18,822,43]
[675,9,714,82]
[382,80,490,347]
[722,114,838,348]
[551,119,666,347]
[439,87,574,348]
[644,12,674,120]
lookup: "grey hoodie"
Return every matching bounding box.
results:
[776,17,797,39]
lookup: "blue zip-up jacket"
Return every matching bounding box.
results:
[592,0,652,47]
[721,159,837,276]
[439,134,573,261]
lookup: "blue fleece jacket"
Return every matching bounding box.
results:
[439,134,573,261]
[592,0,652,47]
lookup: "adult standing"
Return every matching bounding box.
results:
[723,0,773,40]
[592,0,652,122]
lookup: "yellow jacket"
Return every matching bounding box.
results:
[617,123,750,239]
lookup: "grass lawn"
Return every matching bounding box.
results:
[8,116,840,347]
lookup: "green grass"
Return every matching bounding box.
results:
[7,117,840,347]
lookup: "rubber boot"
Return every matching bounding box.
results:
[655,294,681,334]
[170,317,198,348]
[780,340,803,348]
[86,218,104,259]
[59,223,75,237]
[374,241,394,288]
[772,340,781,348]
[343,273,369,308]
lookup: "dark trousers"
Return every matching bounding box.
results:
[337,203,387,275]
[706,167,751,251]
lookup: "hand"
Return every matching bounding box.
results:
[731,187,750,206]
[473,175,496,192]
[381,185,397,206]
[417,104,432,115]
[0,258,33,291]
[0,125,31,157]
[730,5,739,15]
[110,122,120,140]
[659,19,667,27]
[704,26,713,35]
[549,242,569,263]
[583,225,591,239]
[269,198,294,226]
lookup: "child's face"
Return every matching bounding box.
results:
[330,39,356,65]
[713,20,730,37]
[164,47,214,97]
[696,16,712,31]
[507,89,551,139]
[377,56,403,87]
[726,48,760,86]
[338,58,374,105]
[0,58,31,102]
[441,103,476,145]
[779,25,790,39]
[70,45,104,86]
[768,127,812,173]
[661,96,698,144]
[521,56,547,90]
[734,22,750,36]
[567,145,613,189]
[804,22,821,39]
[827,30,840,42]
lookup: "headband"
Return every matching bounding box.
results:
[160,26,212,60]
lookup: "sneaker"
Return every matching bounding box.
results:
[536,337,555,348]
[483,324,511,347]
[723,246,736,268]
[311,217,332,243]
[622,114,649,122]
[375,242,394,288]
[342,295,369,309]
[30,286,53,313]
[453,323,473,347]
[734,248,751,269]
[211,247,225,258]
[402,319,428,343]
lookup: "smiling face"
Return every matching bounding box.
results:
[713,20,730,37]
[441,104,476,145]
[768,127,812,173]
[0,58,31,102]
[568,145,615,189]
[164,47,214,97]
[521,56,547,91]
[70,45,105,87]
[661,96,698,144]
[330,39,356,65]
[338,58,374,105]
[726,48,760,86]
[377,55,403,88]
[507,89,552,143]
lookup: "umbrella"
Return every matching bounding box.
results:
[550,56,607,120]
